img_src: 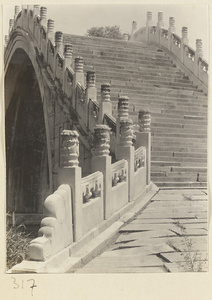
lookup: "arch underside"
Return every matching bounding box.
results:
[5,48,50,214]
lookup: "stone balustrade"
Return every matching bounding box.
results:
[129,11,208,85]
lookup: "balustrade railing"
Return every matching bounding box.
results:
[129,13,208,85]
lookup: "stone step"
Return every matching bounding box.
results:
[151,151,207,159]
[154,181,207,188]
[151,145,207,154]
[151,156,207,163]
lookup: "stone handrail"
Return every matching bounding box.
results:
[129,12,208,86]
[81,171,103,203]
[111,159,128,186]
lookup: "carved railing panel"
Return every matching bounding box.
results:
[111,159,127,187]
[81,171,103,203]
[134,146,145,172]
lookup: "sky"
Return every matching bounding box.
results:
[3,3,209,61]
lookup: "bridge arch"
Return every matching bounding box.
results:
[5,29,53,214]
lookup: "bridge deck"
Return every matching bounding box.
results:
[74,189,208,273]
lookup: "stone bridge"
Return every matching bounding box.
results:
[4,5,208,273]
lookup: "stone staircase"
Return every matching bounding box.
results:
[64,34,207,188]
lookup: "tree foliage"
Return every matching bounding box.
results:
[86,25,123,40]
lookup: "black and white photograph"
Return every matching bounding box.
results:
[0,1,211,299]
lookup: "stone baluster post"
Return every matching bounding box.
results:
[196,39,203,59]
[116,119,135,202]
[64,44,73,69]
[74,57,85,86]
[33,5,40,16]
[131,21,137,41]
[99,83,112,123]
[91,125,112,219]
[168,16,175,51]
[58,130,83,242]
[9,19,14,35]
[40,6,47,27]
[146,11,153,43]
[86,71,97,102]
[195,39,203,77]
[5,35,9,46]
[47,19,54,42]
[55,31,63,56]
[73,57,85,109]
[135,110,151,185]
[14,5,21,20]
[157,11,164,44]
[181,27,188,63]
[116,96,129,144]
[85,71,97,129]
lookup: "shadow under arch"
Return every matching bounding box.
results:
[5,48,51,215]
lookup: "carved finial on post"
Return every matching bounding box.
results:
[47,19,54,42]
[169,16,175,33]
[118,96,129,119]
[120,119,133,147]
[93,125,110,157]
[101,83,111,102]
[33,5,40,16]
[87,71,96,88]
[146,11,153,26]
[75,57,84,73]
[5,35,9,46]
[196,39,203,58]
[55,31,63,55]
[40,6,47,27]
[157,11,164,29]
[64,44,73,68]
[9,19,14,34]
[146,11,153,43]
[14,5,21,19]
[182,27,188,45]
[60,130,79,167]
[138,110,151,132]
[99,83,112,122]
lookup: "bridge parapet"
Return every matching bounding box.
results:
[130,11,208,86]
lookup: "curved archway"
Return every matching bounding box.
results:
[5,48,50,214]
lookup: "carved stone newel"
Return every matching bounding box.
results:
[60,130,79,167]
[138,109,151,132]
[120,119,133,147]
[93,125,110,156]
[101,83,111,102]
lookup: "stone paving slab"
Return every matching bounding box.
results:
[160,251,208,263]
[78,254,163,267]
[76,189,208,273]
